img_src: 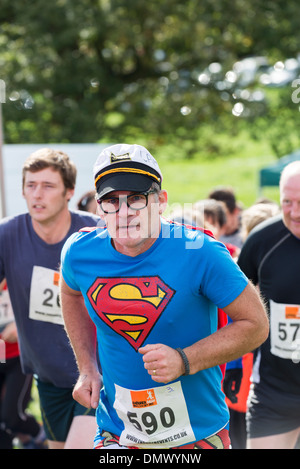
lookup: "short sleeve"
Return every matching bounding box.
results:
[198,237,248,309]
[237,234,259,285]
[60,233,81,291]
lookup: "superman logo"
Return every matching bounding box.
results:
[87,276,175,351]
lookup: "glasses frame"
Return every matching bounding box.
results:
[96,189,157,214]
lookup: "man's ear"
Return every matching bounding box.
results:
[158,190,168,214]
[66,188,75,202]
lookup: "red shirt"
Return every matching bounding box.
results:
[0,282,19,359]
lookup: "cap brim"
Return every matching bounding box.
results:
[96,173,154,199]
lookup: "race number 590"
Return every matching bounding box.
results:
[127,407,175,435]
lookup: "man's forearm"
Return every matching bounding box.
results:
[60,282,98,373]
[140,315,266,384]
[185,282,269,375]
[60,278,101,409]
[183,319,259,375]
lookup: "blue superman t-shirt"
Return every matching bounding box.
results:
[61,218,248,448]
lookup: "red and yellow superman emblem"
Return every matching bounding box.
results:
[87,276,175,351]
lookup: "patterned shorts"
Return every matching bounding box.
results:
[94,427,230,449]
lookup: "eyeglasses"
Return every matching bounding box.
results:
[97,190,157,214]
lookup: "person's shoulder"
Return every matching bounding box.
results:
[70,209,101,226]
[69,210,107,237]
[78,226,98,233]
[239,214,285,262]
[165,218,215,239]
[163,218,218,253]
[66,213,106,245]
[0,213,29,232]
[246,213,284,240]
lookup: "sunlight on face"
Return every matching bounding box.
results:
[99,190,168,256]
[280,172,300,239]
[23,168,73,224]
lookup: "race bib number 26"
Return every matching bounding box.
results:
[29,266,63,325]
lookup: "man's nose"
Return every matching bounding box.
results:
[117,197,130,216]
[33,185,43,197]
[290,201,300,216]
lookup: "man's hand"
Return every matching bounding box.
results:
[139,344,185,383]
[223,368,243,403]
[72,370,102,409]
[1,321,18,343]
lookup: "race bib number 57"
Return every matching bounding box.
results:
[114,381,195,448]
[270,300,300,361]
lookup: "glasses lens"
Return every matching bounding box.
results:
[127,193,147,210]
[99,196,119,213]
[98,190,154,213]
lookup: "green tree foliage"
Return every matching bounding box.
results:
[1,0,300,156]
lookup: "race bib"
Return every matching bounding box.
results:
[270,300,300,361]
[29,266,63,325]
[0,288,14,333]
[114,381,195,448]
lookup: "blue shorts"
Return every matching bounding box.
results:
[36,378,95,442]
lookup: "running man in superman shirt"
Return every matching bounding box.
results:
[60,143,268,449]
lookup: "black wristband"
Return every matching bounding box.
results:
[176,348,190,376]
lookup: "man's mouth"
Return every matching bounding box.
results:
[118,223,140,230]
[116,221,143,239]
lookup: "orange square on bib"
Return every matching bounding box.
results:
[130,389,157,408]
[285,306,300,319]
